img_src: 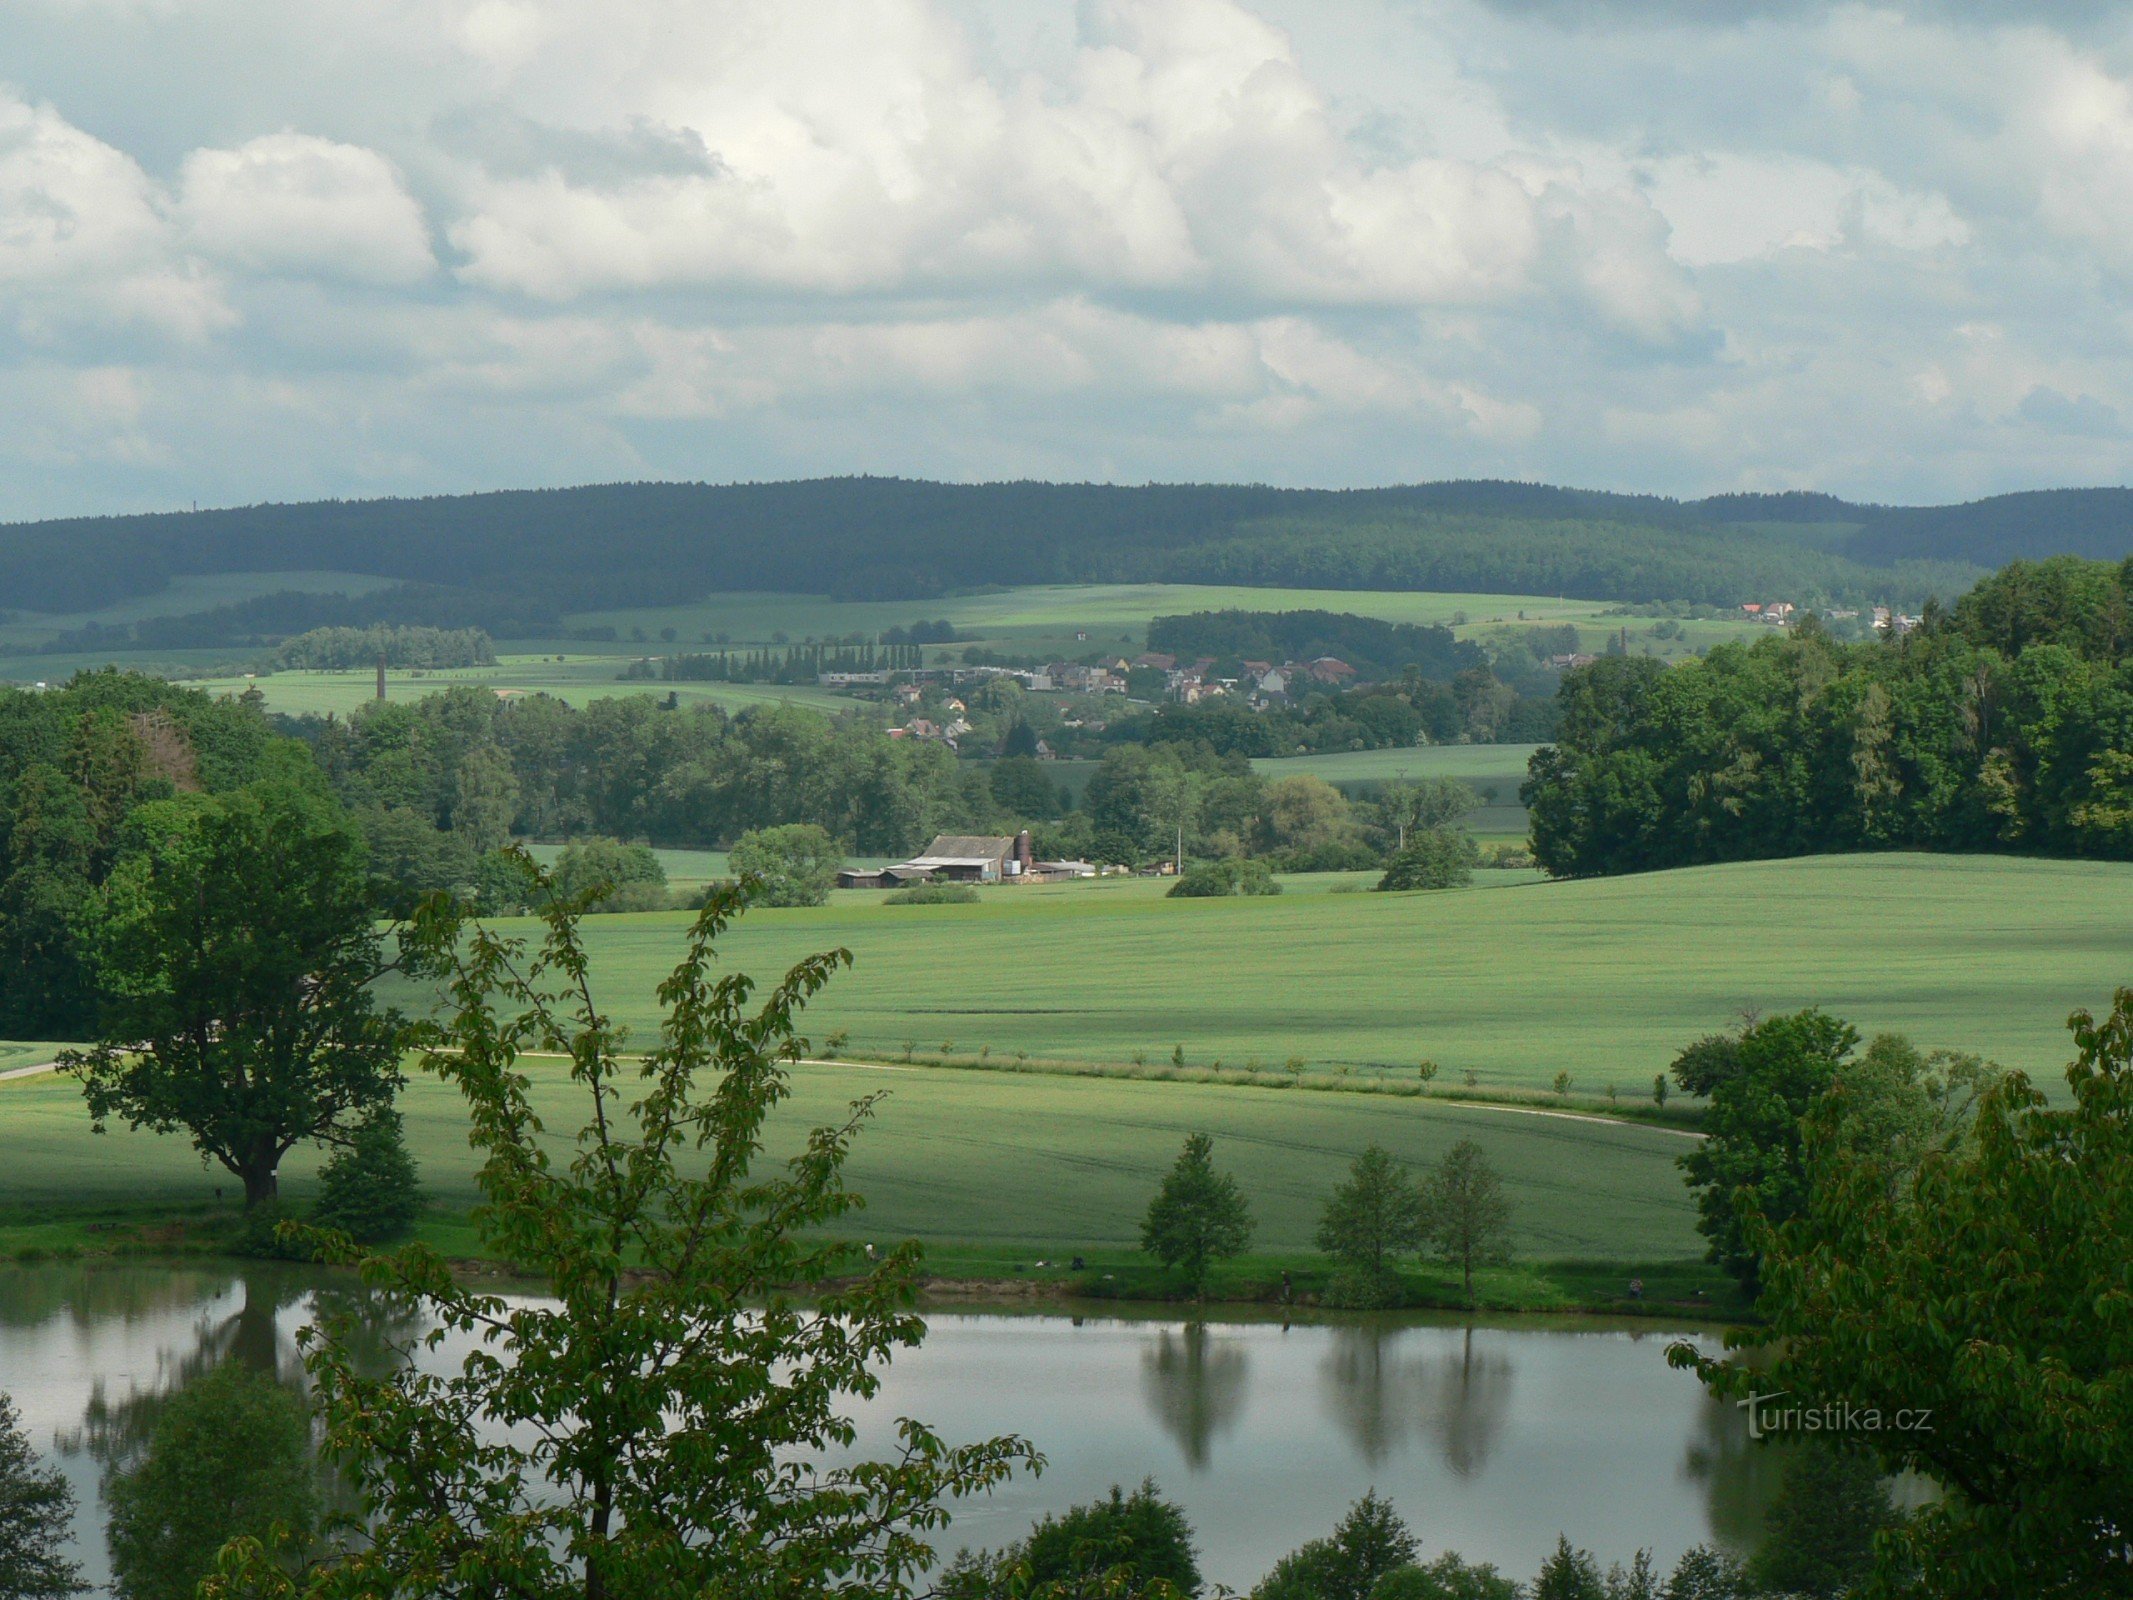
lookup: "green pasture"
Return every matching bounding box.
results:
[402,852,2128,1092]
[176,656,860,717]
[558,583,1638,663]
[1251,743,1538,792]
[0,1057,1701,1261]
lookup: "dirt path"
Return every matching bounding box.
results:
[0,1061,59,1082]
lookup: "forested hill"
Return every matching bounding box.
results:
[3,476,2127,624]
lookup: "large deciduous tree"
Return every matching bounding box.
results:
[63,781,408,1209]
[1417,1140,1514,1302]
[1315,1145,1424,1307]
[207,871,1036,1600]
[1674,1009,1858,1295]
[1141,1133,1253,1298]
[1673,988,2133,1598]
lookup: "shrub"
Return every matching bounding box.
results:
[1377,827,1479,892]
[552,837,669,912]
[1167,859,1282,898]
[729,824,840,908]
[313,1105,424,1243]
[1168,863,1235,898]
[883,883,979,905]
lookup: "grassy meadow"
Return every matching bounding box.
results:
[175,656,861,718]
[0,1057,1701,1265]
[392,852,2130,1092]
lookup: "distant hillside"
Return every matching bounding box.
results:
[1842,487,2133,567]
[2,476,2123,638]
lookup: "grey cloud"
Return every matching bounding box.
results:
[432,108,726,187]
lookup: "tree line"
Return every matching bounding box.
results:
[270,625,494,671]
[1144,610,1483,682]
[659,640,927,682]
[1524,556,2133,875]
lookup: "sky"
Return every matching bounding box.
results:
[2,0,2131,520]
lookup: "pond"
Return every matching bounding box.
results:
[0,1264,1783,1592]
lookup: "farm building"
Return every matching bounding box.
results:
[837,831,1037,888]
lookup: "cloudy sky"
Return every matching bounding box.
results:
[2,0,2131,519]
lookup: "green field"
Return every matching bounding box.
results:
[6,850,2122,1292]
[1251,744,1541,786]
[0,1055,1699,1263]
[176,656,861,717]
[371,853,2130,1092]
[561,583,1624,662]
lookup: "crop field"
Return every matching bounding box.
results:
[0,1055,1700,1260]
[368,853,2130,1094]
[175,656,860,717]
[557,583,1666,664]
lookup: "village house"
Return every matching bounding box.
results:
[1303,656,1356,685]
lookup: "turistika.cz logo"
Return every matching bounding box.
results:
[1739,1391,1933,1441]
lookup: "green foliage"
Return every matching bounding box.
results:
[990,755,1065,818]
[1675,987,2133,1599]
[1167,860,1280,898]
[1367,1555,1520,1600]
[1376,828,1476,892]
[729,822,839,907]
[311,1106,423,1243]
[1251,1492,1416,1600]
[1417,1139,1514,1301]
[551,834,670,911]
[1747,1444,1900,1600]
[63,779,408,1209]
[1656,1546,1750,1600]
[0,672,279,1036]
[272,626,492,671]
[1140,1134,1253,1295]
[883,883,981,905]
[1022,1482,1201,1597]
[1674,1009,1857,1294]
[1315,1145,1423,1307]
[1526,565,2133,876]
[1146,611,1478,683]
[0,1390,84,1600]
[1529,1537,1605,1600]
[107,1363,316,1600]
[286,689,993,872]
[208,872,1036,1600]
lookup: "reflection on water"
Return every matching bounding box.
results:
[1140,1323,1248,1469]
[0,1265,1782,1592]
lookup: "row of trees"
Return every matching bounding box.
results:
[270,625,493,671]
[1525,556,2133,875]
[1141,1135,1512,1306]
[1144,610,1484,683]
[1103,671,1557,756]
[660,641,927,682]
[1078,744,1481,870]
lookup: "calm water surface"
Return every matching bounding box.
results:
[0,1265,1781,1591]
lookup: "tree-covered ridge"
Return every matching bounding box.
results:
[1144,610,1480,680]
[11,475,2121,631]
[1524,557,2133,876]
